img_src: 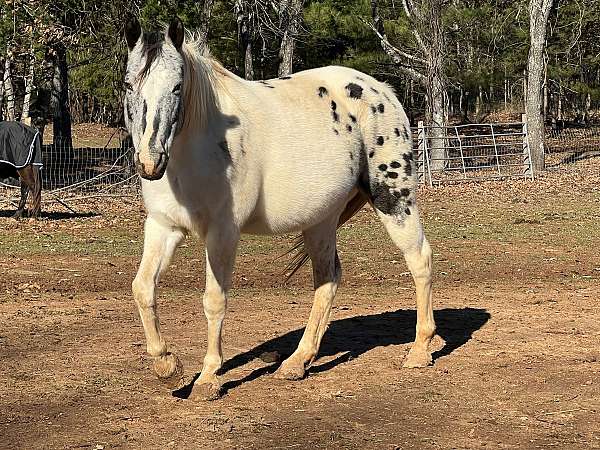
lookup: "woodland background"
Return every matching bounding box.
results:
[0,0,598,169]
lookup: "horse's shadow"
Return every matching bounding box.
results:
[174,307,490,398]
[0,210,98,220]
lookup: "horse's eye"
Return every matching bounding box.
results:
[124,82,133,92]
[172,83,181,94]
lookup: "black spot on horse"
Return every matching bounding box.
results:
[377,103,385,113]
[332,111,340,122]
[404,164,412,176]
[318,86,328,97]
[387,171,398,179]
[369,151,375,158]
[259,81,275,89]
[369,181,404,216]
[400,188,410,197]
[370,87,380,94]
[403,153,414,163]
[356,76,366,81]
[371,106,377,114]
[376,136,384,146]
[394,128,400,137]
[402,126,410,140]
[349,151,354,160]
[218,140,229,153]
[331,100,337,110]
[390,161,401,169]
[378,164,387,171]
[348,114,357,123]
[347,125,353,132]
[346,83,363,99]
[333,128,339,135]
[405,208,411,215]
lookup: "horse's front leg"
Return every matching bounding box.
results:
[132,216,185,388]
[12,178,29,219]
[191,226,239,401]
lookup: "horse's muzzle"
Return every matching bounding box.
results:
[136,151,169,180]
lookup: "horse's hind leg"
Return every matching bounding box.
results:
[276,216,341,380]
[376,207,435,368]
[132,216,185,388]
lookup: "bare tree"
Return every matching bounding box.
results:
[21,45,35,122]
[3,46,15,121]
[236,0,255,80]
[277,0,304,76]
[197,0,215,51]
[370,0,448,170]
[526,0,554,172]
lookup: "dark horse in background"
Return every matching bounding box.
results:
[0,121,42,218]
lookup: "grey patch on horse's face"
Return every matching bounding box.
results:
[376,136,384,146]
[345,83,363,99]
[318,86,328,97]
[125,34,184,179]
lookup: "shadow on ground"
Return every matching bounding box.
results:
[0,210,98,220]
[174,307,490,399]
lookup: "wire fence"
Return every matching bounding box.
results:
[412,118,533,186]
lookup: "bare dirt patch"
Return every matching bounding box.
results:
[1,162,600,449]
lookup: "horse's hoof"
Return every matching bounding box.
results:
[191,381,222,401]
[402,349,433,368]
[153,353,184,389]
[274,363,306,381]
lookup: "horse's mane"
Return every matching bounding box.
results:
[180,36,223,131]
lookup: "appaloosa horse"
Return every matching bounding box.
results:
[124,17,436,400]
[0,121,42,218]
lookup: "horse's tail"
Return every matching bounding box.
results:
[31,164,42,218]
[284,191,368,280]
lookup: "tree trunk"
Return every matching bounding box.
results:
[0,57,4,122]
[51,43,72,148]
[526,0,553,173]
[21,49,35,122]
[4,48,15,122]
[278,0,304,77]
[426,0,448,171]
[236,0,254,80]
[197,0,215,51]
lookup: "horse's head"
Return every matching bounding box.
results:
[124,17,185,181]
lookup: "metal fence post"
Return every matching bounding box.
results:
[522,113,534,179]
[417,120,428,185]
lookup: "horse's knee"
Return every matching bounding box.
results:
[132,276,155,308]
[203,288,226,321]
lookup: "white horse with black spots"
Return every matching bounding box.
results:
[124,17,436,400]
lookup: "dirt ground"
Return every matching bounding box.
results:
[1,161,600,449]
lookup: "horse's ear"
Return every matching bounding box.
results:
[167,17,184,51]
[125,17,142,51]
